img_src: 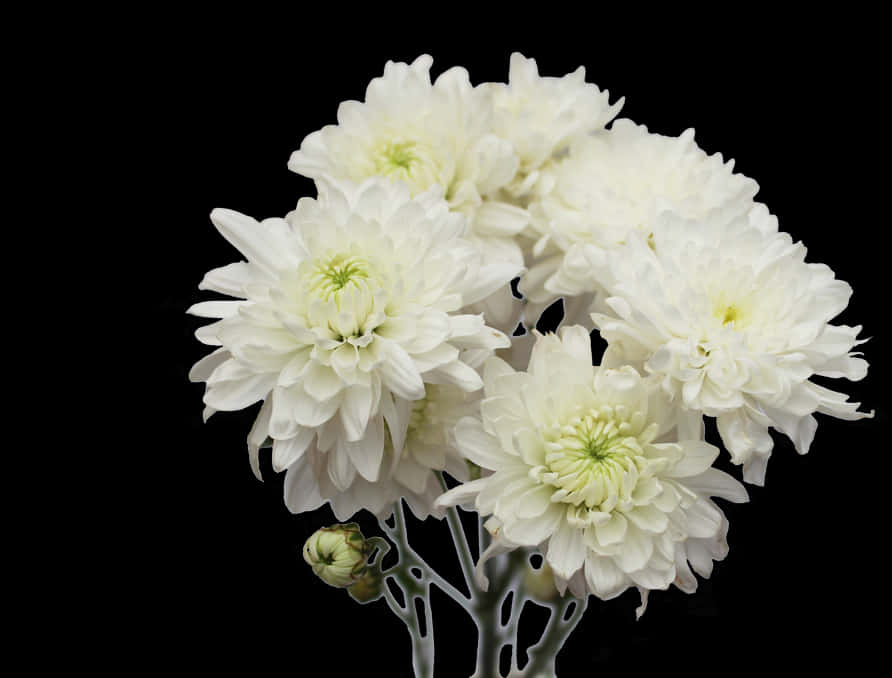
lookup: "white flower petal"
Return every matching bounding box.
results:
[502,505,562,546]
[546,519,586,580]
[683,468,748,504]
[272,427,315,472]
[668,440,720,478]
[339,385,374,441]
[247,397,273,481]
[341,416,385,482]
[378,341,425,400]
[283,455,325,514]
[435,477,490,509]
[584,552,628,600]
[455,417,510,469]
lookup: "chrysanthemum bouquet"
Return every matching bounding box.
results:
[187,54,872,677]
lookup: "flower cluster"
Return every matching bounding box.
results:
[189,53,871,613]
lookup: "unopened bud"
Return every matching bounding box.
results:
[303,523,369,588]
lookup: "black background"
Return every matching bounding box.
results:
[137,18,888,676]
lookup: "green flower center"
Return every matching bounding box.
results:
[376,141,418,174]
[720,304,741,327]
[711,291,752,330]
[543,410,650,510]
[309,254,369,299]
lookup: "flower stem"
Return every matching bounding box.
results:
[522,596,589,676]
[379,499,589,677]
[381,502,471,608]
[437,472,477,598]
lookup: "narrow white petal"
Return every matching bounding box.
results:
[247,398,273,480]
[613,526,653,572]
[204,373,274,411]
[272,427,315,472]
[199,261,257,297]
[187,300,244,319]
[594,512,627,547]
[584,553,628,600]
[189,349,230,383]
[684,498,723,538]
[684,468,748,503]
[502,505,562,546]
[475,538,515,591]
[546,519,586,580]
[378,341,425,400]
[558,325,593,365]
[341,416,385,482]
[474,201,529,237]
[426,360,484,392]
[303,363,344,403]
[283,455,325,514]
[435,477,490,508]
[454,417,510,469]
[339,385,373,441]
[668,440,720,478]
[209,209,294,275]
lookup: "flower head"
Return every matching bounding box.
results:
[188,178,516,518]
[486,53,623,199]
[288,55,529,272]
[283,381,474,522]
[589,207,872,484]
[521,119,758,312]
[437,327,747,606]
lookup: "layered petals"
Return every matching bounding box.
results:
[436,328,746,610]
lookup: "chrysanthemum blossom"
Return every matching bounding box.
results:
[285,382,475,521]
[288,55,530,272]
[485,53,623,200]
[520,119,759,319]
[436,327,747,610]
[188,178,516,518]
[589,207,872,484]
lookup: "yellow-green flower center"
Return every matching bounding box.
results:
[368,137,446,195]
[309,254,370,299]
[711,291,752,330]
[720,304,741,327]
[378,141,417,172]
[542,410,654,513]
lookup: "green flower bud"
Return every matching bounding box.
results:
[303,523,369,588]
[523,561,560,603]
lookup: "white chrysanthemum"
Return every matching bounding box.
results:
[396,383,478,494]
[486,53,623,200]
[288,55,530,275]
[437,327,747,609]
[284,382,475,521]
[588,207,872,484]
[520,119,759,318]
[188,178,517,517]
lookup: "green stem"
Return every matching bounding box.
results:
[378,500,589,677]
[381,573,434,678]
[437,472,477,598]
[523,596,589,676]
[380,504,471,608]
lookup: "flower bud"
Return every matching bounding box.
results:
[303,523,369,588]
